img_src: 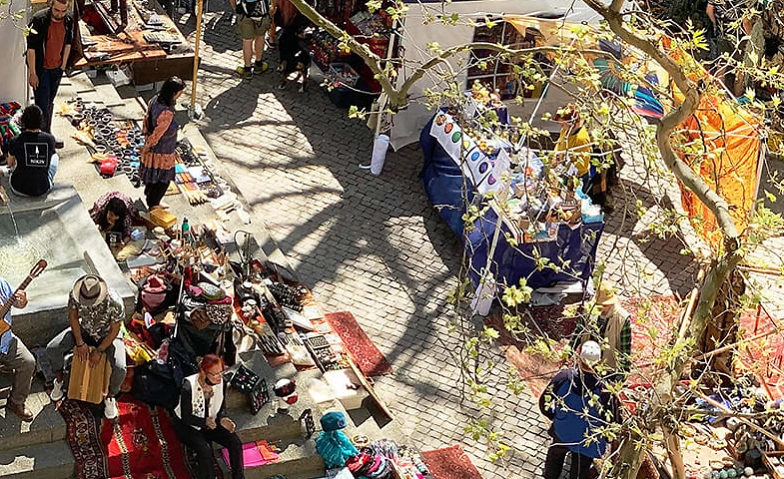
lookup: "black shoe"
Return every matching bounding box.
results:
[55,138,64,149]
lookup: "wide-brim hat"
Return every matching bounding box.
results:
[595,282,618,306]
[73,274,108,307]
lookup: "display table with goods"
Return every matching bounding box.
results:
[74,0,194,84]
[419,98,605,293]
[308,5,396,109]
[616,376,784,479]
[117,210,397,410]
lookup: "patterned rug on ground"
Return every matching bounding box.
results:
[60,397,195,479]
[326,311,393,376]
[487,295,682,398]
[421,445,483,479]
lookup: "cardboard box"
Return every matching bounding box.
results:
[323,369,368,410]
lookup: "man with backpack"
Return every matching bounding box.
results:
[540,341,618,479]
[229,0,273,79]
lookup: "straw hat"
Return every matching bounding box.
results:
[72,274,108,307]
[594,282,619,306]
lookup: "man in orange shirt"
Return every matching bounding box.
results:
[26,0,74,139]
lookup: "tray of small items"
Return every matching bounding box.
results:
[764,451,784,479]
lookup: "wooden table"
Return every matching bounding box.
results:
[74,0,196,84]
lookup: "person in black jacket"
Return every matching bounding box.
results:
[173,354,244,479]
[26,0,75,136]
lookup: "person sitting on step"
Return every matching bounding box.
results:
[0,276,36,421]
[5,105,58,197]
[47,274,126,419]
[173,354,245,479]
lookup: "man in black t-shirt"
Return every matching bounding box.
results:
[6,105,58,197]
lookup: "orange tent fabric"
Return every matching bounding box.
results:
[662,37,762,249]
[678,96,761,249]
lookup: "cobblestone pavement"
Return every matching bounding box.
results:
[172,6,698,477]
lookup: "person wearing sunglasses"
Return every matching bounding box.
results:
[173,354,244,479]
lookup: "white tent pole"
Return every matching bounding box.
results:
[189,0,204,118]
[516,36,578,150]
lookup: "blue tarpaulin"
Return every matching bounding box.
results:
[466,207,603,289]
[419,113,604,289]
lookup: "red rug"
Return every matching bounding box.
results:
[60,398,195,479]
[738,305,784,400]
[421,445,483,479]
[59,399,109,479]
[488,296,682,398]
[326,311,392,376]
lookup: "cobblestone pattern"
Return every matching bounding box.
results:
[175,7,698,477]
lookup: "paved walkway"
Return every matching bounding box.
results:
[172,6,698,477]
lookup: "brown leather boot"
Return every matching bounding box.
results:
[8,401,34,422]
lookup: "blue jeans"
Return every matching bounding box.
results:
[9,153,59,197]
[33,67,64,133]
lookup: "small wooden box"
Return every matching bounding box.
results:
[150,208,177,229]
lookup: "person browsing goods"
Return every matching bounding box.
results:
[173,354,245,479]
[46,275,126,419]
[139,77,185,211]
[572,281,632,380]
[0,277,37,421]
[229,0,272,79]
[27,0,75,138]
[5,105,59,197]
[540,341,618,479]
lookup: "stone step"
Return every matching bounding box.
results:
[0,440,74,479]
[226,352,316,442]
[0,376,65,452]
[216,436,325,479]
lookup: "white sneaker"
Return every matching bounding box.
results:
[50,378,64,402]
[104,397,118,420]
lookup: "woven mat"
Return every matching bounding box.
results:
[60,397,197,479]
[421,445,483,479]
[326,311,392,376]
[488,295,681,398]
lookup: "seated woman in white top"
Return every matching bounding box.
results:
[172,354,244,479]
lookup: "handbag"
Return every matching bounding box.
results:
[230,364,259,393]
[240,0,269,21]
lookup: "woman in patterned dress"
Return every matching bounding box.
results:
[139,77,185,211]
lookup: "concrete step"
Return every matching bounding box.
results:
[0,440,74,479]
[226,352,317,442]
[0,376,65,452]
[216,436,325,479]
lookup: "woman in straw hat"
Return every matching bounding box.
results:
[46,274,126,419]
[571,282,632,379]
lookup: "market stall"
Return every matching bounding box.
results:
[74,0,195,84]
[420,99,606,292]
[308,1,397,109]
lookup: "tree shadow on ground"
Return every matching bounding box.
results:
[603,178,699,298]
[173,3,699,475]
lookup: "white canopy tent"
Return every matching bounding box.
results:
[389,0,608,151]
[0,0,30,105]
